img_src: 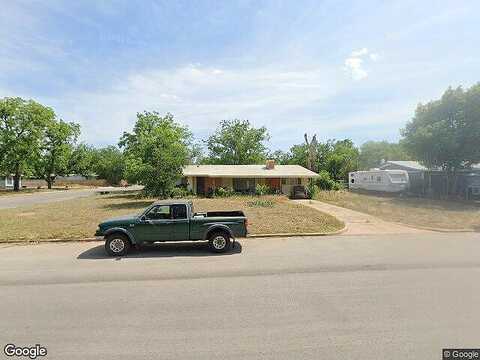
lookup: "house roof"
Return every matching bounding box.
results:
[380,161,428,171]
[380,160,480,172]
[183,165,318,178]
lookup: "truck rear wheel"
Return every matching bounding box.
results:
[208,232,231,253]
[105,233,131,256]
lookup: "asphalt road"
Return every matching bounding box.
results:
[0,186,142,209]
[1,233,479,359]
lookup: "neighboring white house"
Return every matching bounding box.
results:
[348,170,409,193]
[0,175,20,190]
[182,161,318,195]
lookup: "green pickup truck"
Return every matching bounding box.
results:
[96,200,248,256]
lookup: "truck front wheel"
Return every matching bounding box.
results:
[105,233,131,256]
[208,232,231,253]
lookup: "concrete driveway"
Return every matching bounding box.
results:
[0,185,142,209]
[1,233,479,359]
[295,199,433,235]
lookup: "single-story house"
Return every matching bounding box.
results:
[0,175,21,189]
[379,160,480,199]
[182,160,318,195]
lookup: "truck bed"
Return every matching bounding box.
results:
[194,210,245,218]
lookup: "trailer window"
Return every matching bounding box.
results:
[376,176,382,182]
[390,173,407,182]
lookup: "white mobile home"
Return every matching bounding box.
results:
[348,170,409,193]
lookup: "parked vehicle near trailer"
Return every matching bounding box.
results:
[348,170,409,193]
[95,200,248,256]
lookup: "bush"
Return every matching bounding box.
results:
[332,181,344,191]
[255,183,270,196]
[306,181,318,199]
[214,186,235,197]
[170,187,190,198]
[315,171,343,191]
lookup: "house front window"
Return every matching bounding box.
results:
[233,178,255,193]
[5,176,13,187]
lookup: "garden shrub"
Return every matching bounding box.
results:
[255,183,270,196]
[306,181,318,199]
[170,187,191,198]
[315,170,343,191]
[214,186,235,197]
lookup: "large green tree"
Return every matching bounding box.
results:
[325,139,359,181]
[270,149,292,165]
[119,112,191,197]
[68,143,98,178]
[272,138,358,181]
[93,146,125,185]
[205,119,270,164]
[359,140,411,170]
[35,119,80,189]
[401,84,480,194]
[0,97,53,191]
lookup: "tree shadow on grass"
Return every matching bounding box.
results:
[77,241,242,260]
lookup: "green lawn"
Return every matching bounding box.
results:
[0,193,343,242]
[315,190,480,231]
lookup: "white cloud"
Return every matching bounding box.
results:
[46,63,345,146]
[344,48,380,81]
[350,47,369,57]
[344,57,368,80]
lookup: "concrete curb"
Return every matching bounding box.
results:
[389,222,476,233]
[247,224,348,238]
[2,237,101,245]
[2,224,349,245]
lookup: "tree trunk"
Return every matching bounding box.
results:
[446,169,458,198]
[46,175,56,189]
[13,163,21,191]
[452,169,458,198]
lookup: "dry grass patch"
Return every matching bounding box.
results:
[0,193,343,242]
[315,190,480,231]
[193,195,343,235]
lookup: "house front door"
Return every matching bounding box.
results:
[196,177,205,195]
[267,178,281,191]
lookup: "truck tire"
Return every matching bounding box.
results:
[105,233,131,256]
[208,231,231,253]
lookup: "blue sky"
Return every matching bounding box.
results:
[1,0,479,151]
